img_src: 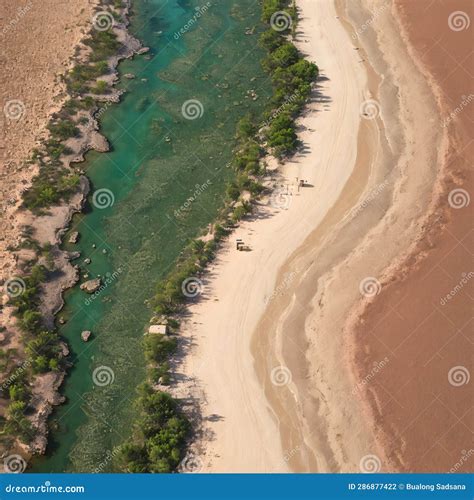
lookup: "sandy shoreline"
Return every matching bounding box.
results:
[0,0,96,457]
[177,0,461,473]
[178,0,372,471]
[0,0,143,458]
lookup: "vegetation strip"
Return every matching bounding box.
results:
[116,0,318,473]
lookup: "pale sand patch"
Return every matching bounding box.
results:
[253,0,446,472]
[177,0,371,472]
[0,0,96,284]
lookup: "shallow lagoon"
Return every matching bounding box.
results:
[35,0,271,472]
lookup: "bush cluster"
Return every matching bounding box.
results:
[117,386,190,473]
[260,0,318,158]
[2,265,63,443]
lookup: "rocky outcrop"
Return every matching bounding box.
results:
[81,330,91,342]
[28,371,65,455]
[80,278,101,294]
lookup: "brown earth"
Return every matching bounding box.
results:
[351,0,473,473]
[0,0,95,284]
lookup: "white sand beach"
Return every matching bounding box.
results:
[178,0,449,473]
[178,0,372,472]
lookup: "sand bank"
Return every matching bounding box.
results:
[178,0,373,471]
[349,0,473,472]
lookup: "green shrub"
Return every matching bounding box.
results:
[117,389,189,473]
[47,120,80,140]
[144,335,177,364]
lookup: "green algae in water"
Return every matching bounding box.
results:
[35,0,271,472]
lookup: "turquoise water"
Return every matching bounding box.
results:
[34,0,271,472]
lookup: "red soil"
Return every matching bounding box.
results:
[352,0,473,473]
